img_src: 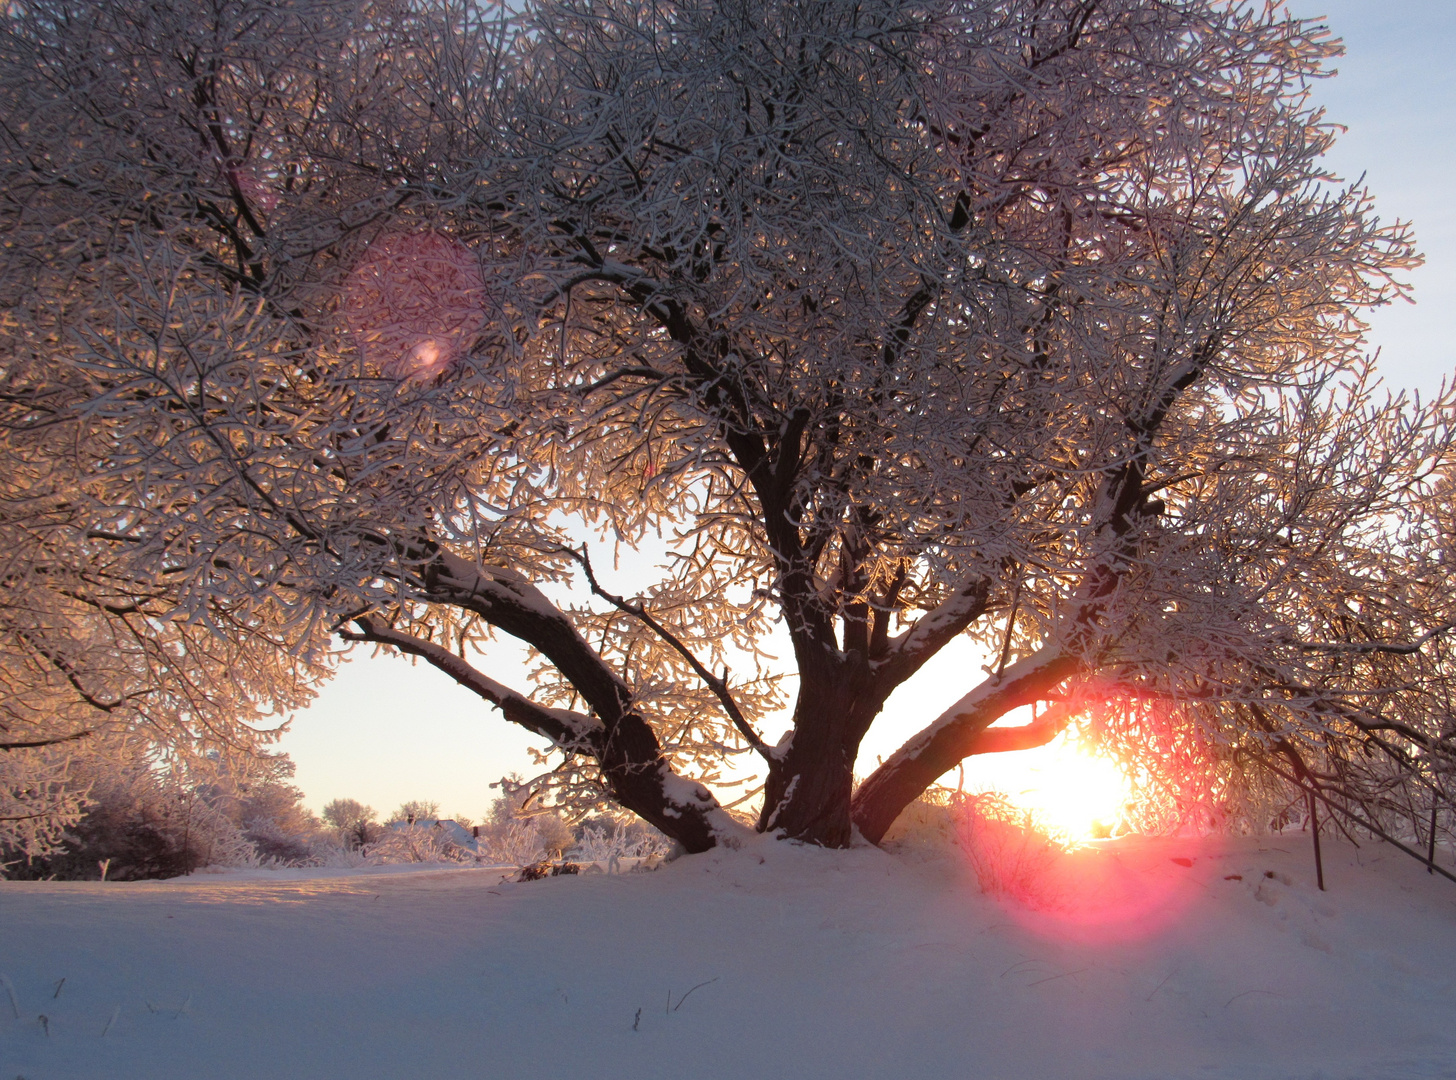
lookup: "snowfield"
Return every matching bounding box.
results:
[3,833,1454,1080]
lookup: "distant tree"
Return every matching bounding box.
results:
[389,800,442,825]
[4,0,1453,858]
[322,799,378,850]
[204,752,322,862]
[484,787,573,856]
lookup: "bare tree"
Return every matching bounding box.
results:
[3,0,1452,854]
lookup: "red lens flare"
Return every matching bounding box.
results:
[343,232,486,376]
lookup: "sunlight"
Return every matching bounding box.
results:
[958,724,1204,942]
[979,726,1134,843]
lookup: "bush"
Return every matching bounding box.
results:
[954,793,1069,907]
[364,822,473,864]
[573,821,672,863]
[2,749,324,880]
[5,760,256,880]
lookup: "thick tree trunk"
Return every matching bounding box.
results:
[759,737,858,846]
[758,670,881,846]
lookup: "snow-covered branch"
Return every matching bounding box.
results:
[341,615,602,753]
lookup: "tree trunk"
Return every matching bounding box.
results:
[758,669,880,847]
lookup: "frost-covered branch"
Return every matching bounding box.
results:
[340,615,602,753]
[562,545,771,759]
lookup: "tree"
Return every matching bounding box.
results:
[0,390,323,856]
[3,0,1452,854]
[322,798,378,849]
[3,743,318,879]
[389,799,442,824]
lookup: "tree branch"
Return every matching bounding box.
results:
[562,546,772,759]
[0,730,94,751]
[340,615,603,753]
[1296,622,1455,656]
[965,700,1077,756]
[1257,755,1456,887]
[853,647,1082,843]
[873,573,991,688]
[419,550,635,725]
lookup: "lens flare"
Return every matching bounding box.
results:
[958,727,1204,941]
[992,728,1133,843]
[343,231,485,376]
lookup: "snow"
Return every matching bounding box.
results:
[3,833,1455,1079]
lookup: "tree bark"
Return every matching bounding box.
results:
[344,608,735,854]
[758,661,883,846]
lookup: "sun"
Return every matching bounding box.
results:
[968,725,1134,843]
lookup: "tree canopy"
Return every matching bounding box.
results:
[2,0,1453,853]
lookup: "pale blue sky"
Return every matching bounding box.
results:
[277,2,1456,819]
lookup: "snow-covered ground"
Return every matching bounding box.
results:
[3,833,1454,1079]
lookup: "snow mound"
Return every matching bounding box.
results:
[2,834,1454,1079]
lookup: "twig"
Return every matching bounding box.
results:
[1258,758,1456,885]
[0,973,19,1019]
[1297,621,1455,655]
[100,1005,120,1036]
[1429,796,1439,875]
[565,546,770,756]
[672,976,720,1011]
[1225,989,1287,1008]
[0,729,93,750]
[1308,789,1325,891]
[1145,967,1177,1002]
[1028,968,1085,987]
[1000,959,1041,978]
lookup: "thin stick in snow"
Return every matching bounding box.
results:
[0,973,19,1019]
[1225,989,1288,1009]
[672,977,720,1012]
[1309,789,1325,891]
[1429,797,1439,875]
[1027,968,1085,988]
[1145,968,1177,1002]
[100,1005,120,1037]
[53,977,65,999]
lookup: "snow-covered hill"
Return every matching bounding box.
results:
[2,833,1453,1079]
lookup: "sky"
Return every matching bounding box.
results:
[275,1,1456,821]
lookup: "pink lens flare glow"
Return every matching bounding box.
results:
[343,231,487,376]
[958,803,1206,943]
